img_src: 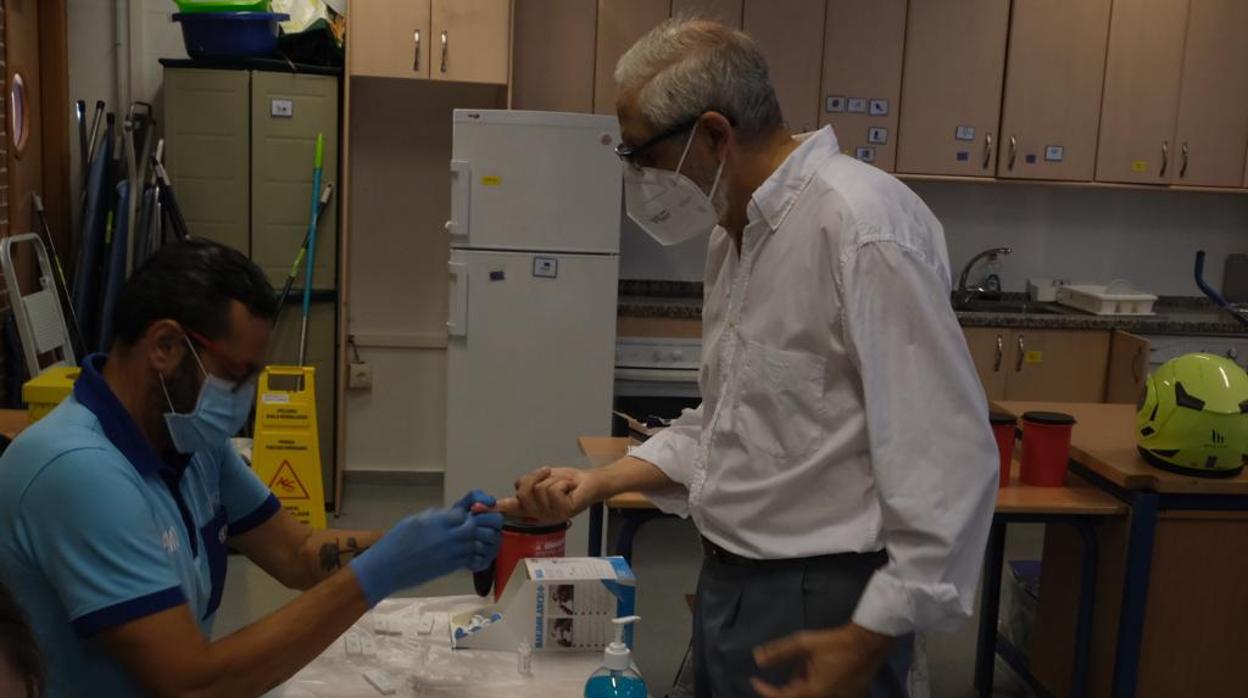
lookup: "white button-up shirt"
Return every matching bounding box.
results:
[631,127,998,636]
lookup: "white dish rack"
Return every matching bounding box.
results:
[1056,281,1158,316]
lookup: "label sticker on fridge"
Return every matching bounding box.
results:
[481,175,502,187]
[826,96,846,113]
[847,98,868,113]
[1044,146,1065,162]
[489,270,506,281]
[1131,160,1148,173]
[855,147,876,163]
[868,99,889,116]
[533,257,558,279]
[955,125,976,141]
[1026,154,1037,164]
[956,151,970,162]
[867,127,888,145]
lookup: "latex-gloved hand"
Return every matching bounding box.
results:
[349,490,503,607]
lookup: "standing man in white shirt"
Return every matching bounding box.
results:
[498,18,998,698]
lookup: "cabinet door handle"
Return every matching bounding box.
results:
[413,29,421,72]
[994,334,1004,373]
[1016,334,1026,373]
[1180,141,1189,179]
[1160,140,1169,178]
[440,30,449,74]
[1008,134,1017,171]
[982,132,994,170]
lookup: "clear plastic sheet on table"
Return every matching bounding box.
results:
[268,596,600,698]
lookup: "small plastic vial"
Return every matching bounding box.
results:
[517,640,533,676]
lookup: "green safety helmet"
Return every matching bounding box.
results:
[1137,353,1248,477]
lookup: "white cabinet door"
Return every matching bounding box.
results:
[450,110,622,253]
[446,249,619,556]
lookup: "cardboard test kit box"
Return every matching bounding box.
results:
[452,557,637,651]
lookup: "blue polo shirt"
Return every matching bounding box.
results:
[0,354,280,697]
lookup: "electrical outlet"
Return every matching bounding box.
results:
[349,362,373,390]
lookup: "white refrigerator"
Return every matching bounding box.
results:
[444,110,622,556]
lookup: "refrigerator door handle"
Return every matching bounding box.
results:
[447,261,468,337]
[447,159,471,245]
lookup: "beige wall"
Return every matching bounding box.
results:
[344,78,505,472]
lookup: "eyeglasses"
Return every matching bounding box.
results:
[186,329,261,389]
[614,116,701,167]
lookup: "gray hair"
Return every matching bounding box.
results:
[614,17,784,140]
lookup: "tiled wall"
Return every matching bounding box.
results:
[622,179,1248,297]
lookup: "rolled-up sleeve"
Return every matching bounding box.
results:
[840,238,998,636]
[628,404,703,516]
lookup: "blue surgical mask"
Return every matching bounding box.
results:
[161,338,256,455]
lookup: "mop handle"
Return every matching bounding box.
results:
[301,134,325,321]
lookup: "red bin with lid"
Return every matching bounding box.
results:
[473,518,570,601]
[1020,411,1077,487]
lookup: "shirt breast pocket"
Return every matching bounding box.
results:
[200,507,229,620]
[736,340,828,460]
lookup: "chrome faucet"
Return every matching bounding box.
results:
[955,247,1013,306]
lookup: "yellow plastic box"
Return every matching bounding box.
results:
[23,365,80,422]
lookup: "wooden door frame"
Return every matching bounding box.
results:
[38,0,70,259]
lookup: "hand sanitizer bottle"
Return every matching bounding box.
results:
[584,616,647,698]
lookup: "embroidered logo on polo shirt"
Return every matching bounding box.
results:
[161,527,180,554]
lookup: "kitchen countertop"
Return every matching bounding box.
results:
[617,282,1247,335]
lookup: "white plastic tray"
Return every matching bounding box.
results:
[1056,282,1157,316]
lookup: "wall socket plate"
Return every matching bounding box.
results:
[348,362,373,390]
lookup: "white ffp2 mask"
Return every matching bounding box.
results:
[623,123,725,246]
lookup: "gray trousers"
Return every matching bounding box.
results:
[692,548,913,698]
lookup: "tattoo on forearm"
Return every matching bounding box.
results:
[319,541,342,571]
[318,537,371,573]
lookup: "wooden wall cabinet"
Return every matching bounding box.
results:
[996,0,1113,181]
[671,0,741,26]
[350,0,511,85]
[511,0,598,112]
[743,0,825,134]
[819,0,906,171]
[1094,0,1190,185]
[964,327,1141,403]
[593,0,671,115]
[1170,0,1248,187]
[897,0,1010,177]
[349,0,433,79]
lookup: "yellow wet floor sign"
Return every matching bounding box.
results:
[252,366,327,529]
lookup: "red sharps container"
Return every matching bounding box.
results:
[474,518,570,601]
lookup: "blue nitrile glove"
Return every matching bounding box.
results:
[455,490,505,573]
[349,491,503,607]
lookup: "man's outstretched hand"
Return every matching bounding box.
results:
[492,467,601,523]
[751,624,895,698]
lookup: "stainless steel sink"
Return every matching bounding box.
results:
[953,299,1066,315]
